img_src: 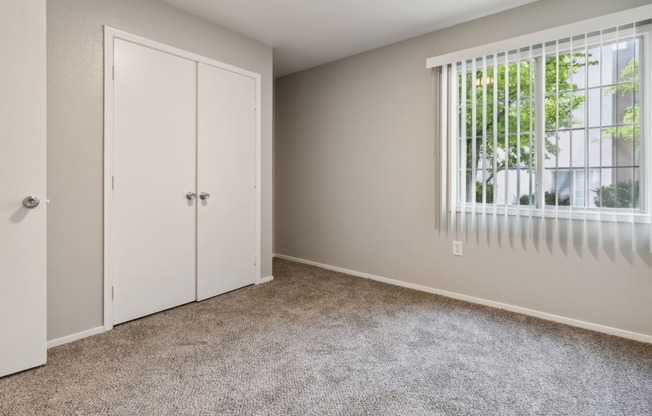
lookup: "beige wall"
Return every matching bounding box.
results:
[275,0,652,337]
[47,0,273,341]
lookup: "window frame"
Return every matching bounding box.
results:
[446,24,652,224]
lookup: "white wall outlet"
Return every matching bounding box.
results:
[452,240,463,256]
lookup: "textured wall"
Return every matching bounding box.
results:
[275,0,652,337]
[47,0,273,341]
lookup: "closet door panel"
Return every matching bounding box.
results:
[197,64,256,300]
[113,39,197,324]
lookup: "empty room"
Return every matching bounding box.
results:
[1,0,651,414]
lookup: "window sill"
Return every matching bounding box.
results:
[453,205,651,224]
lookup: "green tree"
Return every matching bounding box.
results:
[463,52,596,204]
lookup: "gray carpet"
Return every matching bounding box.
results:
[1,258,651,415]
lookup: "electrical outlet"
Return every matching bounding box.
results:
[452,240,463,256]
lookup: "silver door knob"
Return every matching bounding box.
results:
[186,192,196,200]
[22,196,40,209]
[199,192,210,200]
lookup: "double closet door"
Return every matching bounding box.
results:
[112,38,256,325]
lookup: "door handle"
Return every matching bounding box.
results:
[22,196,40,209]
[199,192,210,201]
[186,192,196,200]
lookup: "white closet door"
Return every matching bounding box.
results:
[113,39,197,324]
[197,64,256,300]
[0,0,46,377]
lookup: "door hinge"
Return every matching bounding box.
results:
[111,285,115,300]
[112,65,115,80]
[253,254,256,265]
[111,175,115,190]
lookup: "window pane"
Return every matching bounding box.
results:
[494,169,507,205]
[572,48,587,89]
[556,131,571,168]
[544,169,571,206]
[572,129,585,166]
[615,85,635,125]
[588,128,601,167]
[572,90,585,128]
[486,172,496,204]
[617,39,637,77]
[615,167,636,209]
[615,127,635,169]
[544,134,558,168]
[600,129,614,168]
[588,168,601,207]
[587,88,601,128]
[602,86,615,126]
[596,168,638,208]
[633,124,640,166]
[558,50,572,88]
[558,93,573,129]
[601,43,617,85]
[544,47,559,95]
[572,170,585,207]
[518,168,535,206]
[595,168,613,207]
[587,46,602,88]
[633,167,641,209]
[462,169,473,203]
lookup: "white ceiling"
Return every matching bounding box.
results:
[160,0,538,77]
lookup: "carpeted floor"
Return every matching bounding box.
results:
[1,258,651,415]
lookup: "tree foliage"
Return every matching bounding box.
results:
[464,48,641,209]
[518,191,570,207]
[594,179,639,209]
[463,52,594,203]
[603,57,639,149]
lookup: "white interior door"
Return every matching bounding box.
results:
[0,0,47,377]
[197,64,256,300]
[112,39,197,324]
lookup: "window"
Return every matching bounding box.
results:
[430,13,652,241]
[454,33,644,212]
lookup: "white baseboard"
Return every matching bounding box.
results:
[257,275,274,284]
[48,277,274,349]
[273,253,652,344]
[47,326,106,349]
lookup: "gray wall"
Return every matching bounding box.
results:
[275,0,652,337]
[47,0,273,341]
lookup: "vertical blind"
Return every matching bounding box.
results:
[431,17,652,256]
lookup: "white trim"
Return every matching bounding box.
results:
[257,276,274,284]
[273,253,652,344]
[254,68,263,284]
[47,327,106,349]
[426,4,652,68]
[453,205,652,223]
[103,26,263,330]
[103,26,115,332]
